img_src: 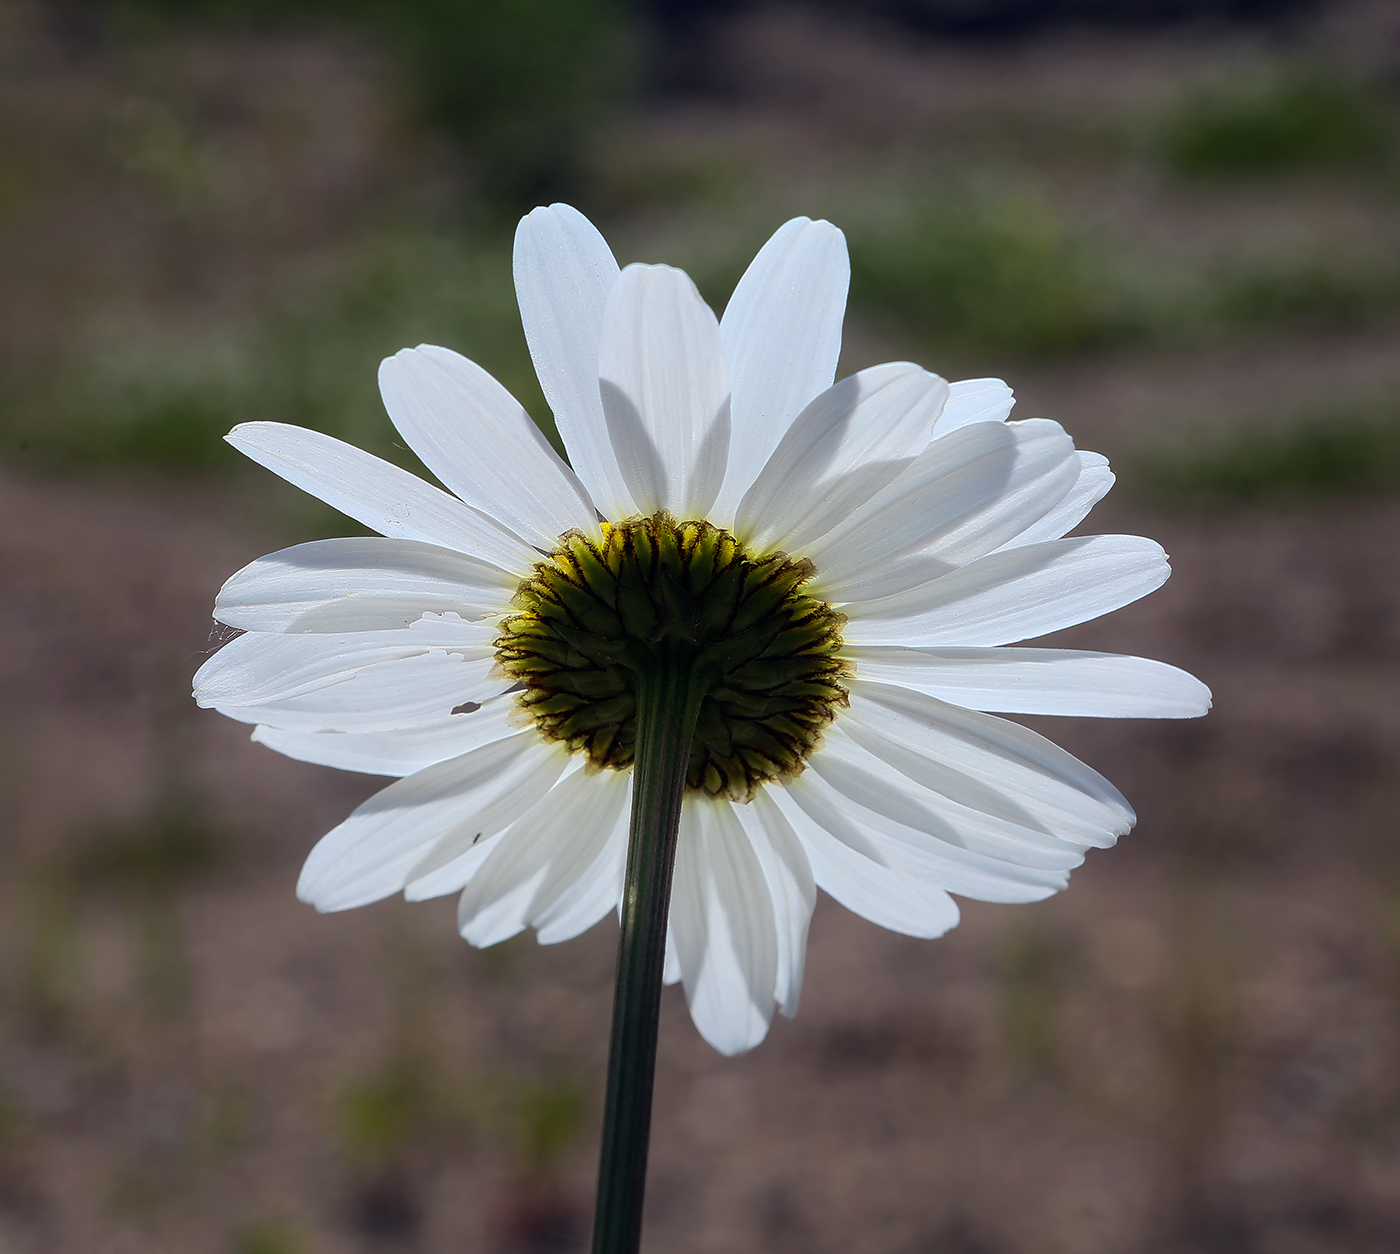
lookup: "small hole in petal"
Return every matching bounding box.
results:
[452,701,481,715]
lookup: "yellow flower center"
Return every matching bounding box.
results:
[495,513,849,801]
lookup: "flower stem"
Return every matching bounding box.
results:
[590,651,706,1254]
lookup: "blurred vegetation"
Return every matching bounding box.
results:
[847,196,1143,358]
[998,918,1070,1076]
[1155,66,1396,179]
[232,1216,310,1254]
[105,0,634,211]
[1135,404,1400,505]
[2,231,543,475]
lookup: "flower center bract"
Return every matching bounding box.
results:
[495,514,849,801]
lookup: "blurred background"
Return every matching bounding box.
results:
[2,0,1400,1250]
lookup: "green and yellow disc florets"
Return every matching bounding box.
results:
[494,514,849,801]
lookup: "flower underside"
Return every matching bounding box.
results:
[495,513,849,801]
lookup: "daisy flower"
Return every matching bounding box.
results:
[194,205,1210,1059]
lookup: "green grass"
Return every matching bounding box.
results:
[0,229,545,477]
[847,197,1142,359]
[1212,257,1400,333]
[108,0,634,213]
[1135,405,1400,505]
[1156,67,1395,179]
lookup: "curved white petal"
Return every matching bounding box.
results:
[227,423,535,573]
[810,419,1078,596]
[769,783,961,938]
[737,791,816,1017]
[733,363,948,552]
[845,682,1134,847]
[513,204,625,514]
[531,770,632,945]
[379,345,597,548]
[598,264,730,520]
[214,537,516,633]
[710,217,850,524]
[808,736,1073,902]
[400,744,573,901]
[819,728,1080,873]
[456,761,630,947]
[846,646,1212,718]
[663,926,681,986]
[670,796,778,1055]
[933,378,1015,434]
[251,697,523,777]
[194,619,499,732]
[296,732,549,911]
[841,534,1170,647]
[993,449,1114,550]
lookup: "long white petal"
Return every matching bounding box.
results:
[531,770,632,944]
[769,784,961,938]
[996,450,1114,550]
[710,217,849,524]
[670,797,778,1055]
[401,747,572,900]
[663,927,681,986]
[847,646,1212,718]
[598,264,730,520]
[738,791,816,1017]
[214,537,516,633]
[733,363,948,552]
[845,682,1134,847]
[194,620,500,732]
[251,697,522,777]
[810,419,1078,595]
[513,204,626,515]
[456,762,628,947]
[842,534,1170,647]
[378,345,598,548]
[819,727,1081,872]
[227,423,536,572]
[808,737,1073,901]
[296,732,548,911]
[933,378,1015,434]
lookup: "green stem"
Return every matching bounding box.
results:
[590,651,706,1254]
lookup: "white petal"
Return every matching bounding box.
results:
[456,761,630,947]
[214,537,516,633]
[810,419,1078,596]
[227,423,535,573]
[663,927,681,986]
[933,378,1015,434]
[737,791,816,1017]
[379,344,597,548]
[733,363,948,552]
[531,770,632,944]
[845,682,1134,847]
[598,264,730,519]
[995,450,1114,550]
[670,797,778,1055]
[195,617,492,700]
[194,619,500,732]
[809,734,1073,901]
[769,784,961,938]
[847,646,1213,718]
[820,728,1080,874]
[841,534,1170,647]
[401,746,572,900]
[513,204,626,518]
[296,732,547,911]
[251,697,522,777]
[710,217,849,524]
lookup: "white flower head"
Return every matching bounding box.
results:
[194,205,1210,1056]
